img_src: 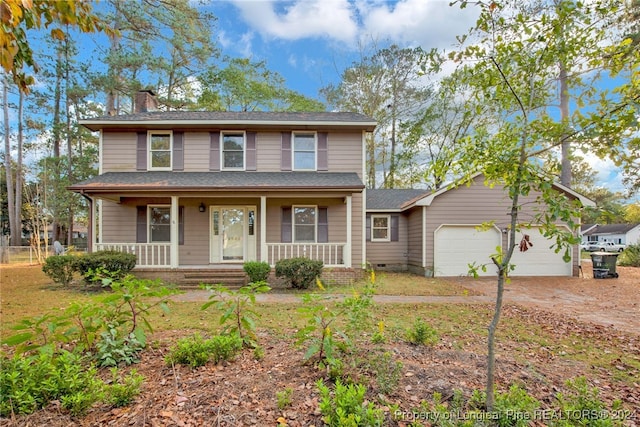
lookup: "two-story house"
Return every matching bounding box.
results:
[70,91,375,285]
[71,91,592,283]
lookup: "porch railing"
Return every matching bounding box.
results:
[95,243,170,268]
[267,243,346,267]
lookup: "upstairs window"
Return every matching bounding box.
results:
[371,215,390,242]
[293,132,316,170]
[222,131,245,170]
[148,131,172,170]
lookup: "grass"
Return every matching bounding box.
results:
[2,265,638,388]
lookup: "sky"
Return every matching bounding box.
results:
[199,0,629,197]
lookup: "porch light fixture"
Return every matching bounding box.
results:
[199,202,206,213]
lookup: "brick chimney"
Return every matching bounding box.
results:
[134,90,158,113]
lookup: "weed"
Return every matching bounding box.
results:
[105,368,144,407]
[201,281,270,347]
[406,318,439,346]
[316,378,384,427]
[276,387,294,410]
[165,333,243,368]
[366,351,403,395]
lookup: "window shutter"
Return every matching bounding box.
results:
[281,132,291,171]
[366,214,371,242]
[173,132,184,171]
[391,215,399,242]
[317,132,328,171]
[209,131,220,171]
[136,132,147,171]
[318,207,328,243]
[136,206,147,243]
[179,206,184,245]
[281,206,292,243]
[246,131,257,171]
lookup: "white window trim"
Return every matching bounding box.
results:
[292,131,317,171]
[220,130,246,171]
[371,214,391,242]
[148,204,171,243]
[293,205,317,243]
[148,130,173,171]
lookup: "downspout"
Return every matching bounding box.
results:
[78,191,94,253]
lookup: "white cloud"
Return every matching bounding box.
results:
[357,0,479,49]
[581,150,626,193]
[230,0,358,43]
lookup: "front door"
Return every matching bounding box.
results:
[210,206,256,263]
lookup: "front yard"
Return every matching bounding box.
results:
[1,265,638,426]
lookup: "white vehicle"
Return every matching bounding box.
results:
[588,242,626,252]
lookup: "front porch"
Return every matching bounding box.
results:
[95,242,348,268]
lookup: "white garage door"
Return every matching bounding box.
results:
[434,225,501,277]
[510,227,573,276]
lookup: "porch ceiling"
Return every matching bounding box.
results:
[69,171,365,197]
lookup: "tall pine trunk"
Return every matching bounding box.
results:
[3,77,17,245]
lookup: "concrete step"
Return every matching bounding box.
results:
[180,270,248,288]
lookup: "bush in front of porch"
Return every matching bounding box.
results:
[275,257,324,289]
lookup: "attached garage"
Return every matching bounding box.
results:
[509,226,572,276]
[434,225,501,277]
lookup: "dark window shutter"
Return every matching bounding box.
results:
[246,131,257,171]
[281,132,291,171]
[318,207,328,243]
[173,132,184,171]
[136,206,147,243]
[179,206,184,245]
[317,132,328,171]
[281,206,292,243]
[390,215,399,242]
[366,214,371,242]
[136,132,147,171]
[209,131,220,171]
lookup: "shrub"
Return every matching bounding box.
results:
[243,261,271,283]
[165,333,243,368]
[75,250,137,283]
[42,255,77,286]
[618,244,640,267]
[104,368,144,408]
[276,387,293,410]
[0,350,103,417]
[275,257,323,289]
[366,351,403,395]
[317,379,384,427]
[406,318,439,346]
[95,326,145,367]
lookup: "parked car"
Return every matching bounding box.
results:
[587,242,626,252]
[580,242,590,251]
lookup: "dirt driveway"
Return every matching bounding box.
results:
[447,260,640,335]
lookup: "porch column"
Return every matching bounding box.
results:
[345,195,352,268]
[422,206,427,270]
[87,197,94,253]
[260,196,267,263]
[170,196,179,268]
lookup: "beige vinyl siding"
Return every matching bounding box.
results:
[256,132,283,172]
[179,201,210,265]
[351,193,364,267]
[425,175,579,274]
[407,208,424,268]
[328,132,364,176]
[366,214,408,268]
[102,132,137,172]
[101,200,136,242]
[183,132,210,172]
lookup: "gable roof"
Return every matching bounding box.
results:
[80,111,377,132]
[366,189,430,211]
[69,171,365,194]
[583,223,640,236]
[414,173,595,208]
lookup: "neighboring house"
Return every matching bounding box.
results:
[70,91,592,283]
[582,223,640,246]
[70,91,376,284]
[365,175,594,277]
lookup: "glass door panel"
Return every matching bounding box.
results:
[222,208,244,261]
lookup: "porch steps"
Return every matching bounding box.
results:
[180,269,248,289]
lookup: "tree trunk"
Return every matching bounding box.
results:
[559,63,571,187]
[3,77,17,245]
[15,90,23,245]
